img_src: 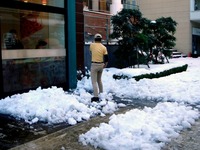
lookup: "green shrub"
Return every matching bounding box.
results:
[113,64,188,81]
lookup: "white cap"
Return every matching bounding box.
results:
[94,33,102,39]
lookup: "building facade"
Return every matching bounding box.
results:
[135,0,200,56]
[0,0,84,98]
[83,0,137,43]
[83,0,138,69]
[84,0,200,56]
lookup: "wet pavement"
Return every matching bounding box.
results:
[0,114,72,150]
[163,118,200,150]
[8,106,135,150]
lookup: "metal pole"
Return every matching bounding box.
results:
[137,46,139,68]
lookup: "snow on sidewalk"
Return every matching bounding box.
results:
[79,102,199,150]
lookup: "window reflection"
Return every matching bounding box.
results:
[1,7,65,52]
[4,29,24,49]
[0,6,66,93]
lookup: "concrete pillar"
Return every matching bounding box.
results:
[190,0,195,11]
[92,0,99,11]
[110,0,123,15]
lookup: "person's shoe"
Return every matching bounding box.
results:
[91,97,99,102]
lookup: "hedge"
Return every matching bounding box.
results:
[113,64,188,81]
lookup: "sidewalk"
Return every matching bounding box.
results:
[163,118,200,150]
[9,106,200,150]
[9,106,133,150]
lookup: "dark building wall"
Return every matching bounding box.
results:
[84,44,119,70]
[76,1,85,71]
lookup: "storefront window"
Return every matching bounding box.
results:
[2,57,66,92]
[1,7,65,50]
[0,7,66,92]
[14,0,64,8]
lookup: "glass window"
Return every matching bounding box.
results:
[99,0,107,11]
[0,7,66,92]
[2,57,66,92]
[83,0,111,12]
[15,0,64,8]
[1,7,65,51]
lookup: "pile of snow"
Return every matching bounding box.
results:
[0,57,198,125]
[79,102,199,150]
[78,58,200,104]
[0,87,120,125]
